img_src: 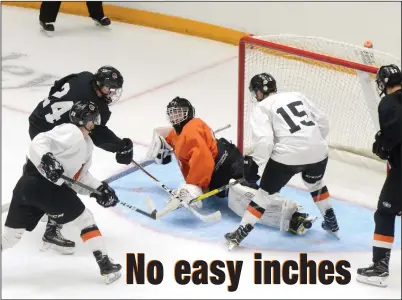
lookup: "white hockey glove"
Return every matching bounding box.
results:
[147,129,173,165]
[169,183,204,209]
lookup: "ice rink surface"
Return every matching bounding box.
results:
[2,6,401,299]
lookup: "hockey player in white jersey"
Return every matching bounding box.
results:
[2,101,122,284]
[225,73,339,250]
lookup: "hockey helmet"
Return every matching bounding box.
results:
[69,100,101,128]
[376,64,402,96]
[93,66,124,104]
[249,73,277,100]
[166,97,195,133]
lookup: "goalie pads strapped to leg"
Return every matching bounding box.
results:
[227,179,300,232]
[146,127,173,165]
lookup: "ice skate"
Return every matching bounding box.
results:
[39,21,54,36]
[94,250,122,284]
[288,212,317,235]
[41,219,75,255]
[321,208,340,238]
[357,253,390,287]
[93,16,111,27]
[224,224,254,250]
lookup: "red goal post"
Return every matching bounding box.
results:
[237,34,400,171]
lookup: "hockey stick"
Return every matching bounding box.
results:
[60,175,158,219]
[130,160,222,223]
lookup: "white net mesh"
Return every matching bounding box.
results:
[239,34,401,167]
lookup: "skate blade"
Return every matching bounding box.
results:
[40,28,54,37]
[94,22,111,29]
[224,239,238,251]
[326,230,340,240]
[356,274,388,287]
[103,271,121,284]
[40,241,75,255]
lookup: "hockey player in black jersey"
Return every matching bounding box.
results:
[357,64,402,287]
[28,65,133,254]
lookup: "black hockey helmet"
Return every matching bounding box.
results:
[376,64,402,96]
[249,73,277,100]
[69,100,101,128]
[93,66,124,105]
[166,97,195,134]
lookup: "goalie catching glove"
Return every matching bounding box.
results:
[90,182,120,208]
[147,127,173,165]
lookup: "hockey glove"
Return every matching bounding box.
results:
[39,152,64,182]
[243,155,260,184]
[91,182,119,208]
[372,131,390,160]
[115,138,134,165]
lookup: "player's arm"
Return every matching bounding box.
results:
[89,125,133,165]
[73,155,102,195]
[376,98,402,150]
[303,95,329,139]
[28,127,67,185]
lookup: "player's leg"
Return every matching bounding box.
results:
[2,175,45,251]
[225,159,306,249]
[45,184,122,284]
[357,166,401,287]
[86,2,111,26]
[301,157,339,236]
[22,159,75,254]
[39,1,61,32]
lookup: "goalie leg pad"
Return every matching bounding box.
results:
[227,180,299,230]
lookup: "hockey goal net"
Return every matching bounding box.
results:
[238,34,401,170]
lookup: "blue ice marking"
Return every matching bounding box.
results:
[108,159,401,252]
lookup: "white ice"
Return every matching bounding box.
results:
[1,6,400,299]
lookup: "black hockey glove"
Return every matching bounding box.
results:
[243,155,260,184]
[116,138,133,165]
[39,152,64,182]
[91,182,119,208]
[372,131,390,160]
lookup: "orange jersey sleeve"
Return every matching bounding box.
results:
[165,118,218,190]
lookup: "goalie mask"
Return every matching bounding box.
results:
[249,73,277,101]
[375,64,402,96]
[166,97,195,134]
[93,66,124,105]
